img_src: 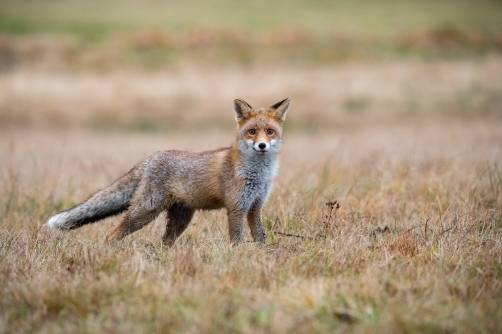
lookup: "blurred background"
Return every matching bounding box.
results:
[0,0,501,133]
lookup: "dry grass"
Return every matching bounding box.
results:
[1,108,502,332]
[1,57,502,132]
[1,27,502,72]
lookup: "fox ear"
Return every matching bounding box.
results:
[270,98,291,121]
[234,99,253,122]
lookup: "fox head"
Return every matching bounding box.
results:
[233,98,291,157]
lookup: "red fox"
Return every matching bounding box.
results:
[47,98,291,246]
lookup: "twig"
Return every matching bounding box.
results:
[272,231,306,239]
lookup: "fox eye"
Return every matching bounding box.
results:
[248,129,256,135]
[267,129,274,135]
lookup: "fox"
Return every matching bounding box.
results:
[47,98,291,246]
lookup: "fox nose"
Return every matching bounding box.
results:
[258,143,266,150]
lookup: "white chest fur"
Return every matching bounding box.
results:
[235,154,278,211]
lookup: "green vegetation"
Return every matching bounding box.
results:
[1,0,501,67]
[1,0,502,39]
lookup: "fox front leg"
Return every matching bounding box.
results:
[247,204,265,244]
[227,208,245,245]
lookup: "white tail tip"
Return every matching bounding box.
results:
[47,213,64,229]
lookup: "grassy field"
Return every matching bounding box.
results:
[2,0,502,37]
[1,114,502,333]
[1,0,502,333]
[1,0,502,69]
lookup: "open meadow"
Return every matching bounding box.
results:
[1,0,502,333]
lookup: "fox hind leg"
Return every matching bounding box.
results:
[163,203,195,247]
[105,201,162,243]
[105,175,168,243]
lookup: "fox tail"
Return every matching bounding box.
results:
[47,167,140,230]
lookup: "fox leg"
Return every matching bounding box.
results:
[163,203,195,247]
[227,209,245,245]
[106,178,166,242]
[247,204,265,244]
[105,178,164,242]
[105,203,161,242]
